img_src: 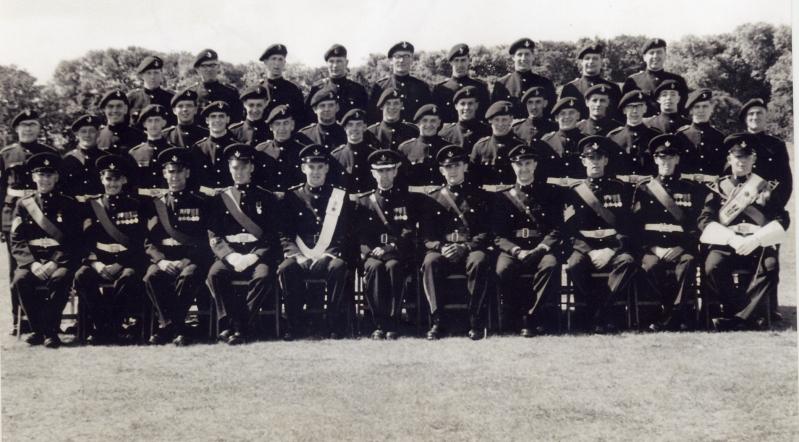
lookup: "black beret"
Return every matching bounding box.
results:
[99,89,129,108]
[448,43,470,60]
[413,104,441,122]
[452,86,478,104]
[618,90,647,110]
[485,101,514,120]
[27,152,61,173]
[200,101,231,119]
[95,154,131,177]
[136,55,164,74]
[137,104,169,125]
[521,86,547,104]
[310,88,338,107]
[70,114,101,132]
[376,87,402,108]
[509,38,535,55]
[387,41,414,58]
[738,98,768,121]
[324,44,347,60]
[170,89,198,107]
[223,143,255,161]
[239,85,269,101]
[578,135,613,158]
[685,89,713,110]
[551,97,582,116]
[641,38,667,55]
[435,145,468,165]
[584,84,613,100]
[649,134,681,156]
[193,49,218,68]
[158,147,193,168]
[368,149,403,169]
[260,43,288,61]
[654,79,681,97]
[577,43,604,59]
[508,143,543,162]
[339,108,367,126]
[11,109,39,128]
[299,144,330,163]
[265,105,294,124]
[724,133,757,156]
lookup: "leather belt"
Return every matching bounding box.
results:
[514,228,539,239]
[225,233,258,244]
[138,188,168,197]
[29,238,59,248]
[579,228,617,239]
[6,188,35,198]
[729,223,759,235]
[445,232,470,242]
[97,243,128,253]
[379,233,398,245]
[644,223,684,233]
[199,186,223,196]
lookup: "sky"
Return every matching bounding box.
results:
[0,0,793,83]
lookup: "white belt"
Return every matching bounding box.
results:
[199,186,223,196]
[225,233,258,244]
[75,194,101,203]
[161,238,182,246]
[138,188,167,197]
[579,228,617,239]
[6,188,35,198]
[96,243,128,253]
[29,238,59,248]
[644,223,684,233]
[729,223,760,235]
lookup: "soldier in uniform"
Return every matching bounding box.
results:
[432,43,490,124]
[368,41,432,124]
[96,89,145,153]
[492,143,562,336]
[607,90,661,177]
[229,85,271,146]
[127,55,175,126]
[511,86,558,144]
[1,110,57,333]
[576,84,623,137]
[306,44,368,121]
[420,145,492,340]
[643,80,689,134]
[354,149,418,339]
[676,89,727,176]
[398,104,448,187]
[259,44,309,127]
[163,88,208,148]
[191,101,239,193]
[206,144,283,344]
[563,136,638,333]
[631,135,704,331]
[622,38,688,116]
[490,38,557,119]
[61,115,105,201]
[278,145,353,339]
[331,109,380,194]
[299,88,348,151]
[367,88,419,151]
[191,49,242,123]
[470,101,525,186]
[128,104,175,196]
[560,43,622,121]
[541,97,586,180]
[144,148,212,346]
[11,152,82,347]
[254,105,306,192]
[438,86,491,152]
[699,134,789,330]
[73,154,147,344]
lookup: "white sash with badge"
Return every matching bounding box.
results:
[296,188,345,260]
[718,173,773,226]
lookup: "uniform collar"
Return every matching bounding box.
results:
[419,134,438,144]
[658,174,678,184]
[210,133,229,142]
[692,121,711,129]
[587,176,606,185]
[108,122,129,131]
[168,189,186,197]
[377,186,395,196]
[305,183,326,194]
[446,182,465,193]
[515,182,535,193]
[730,174,749,185]
[235,183,251,191]
[144,87,161,94]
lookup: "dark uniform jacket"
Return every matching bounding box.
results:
[438,119,491,153]
[193,81,243,123]
[490,70,557,119]
[675,122,727,176]
[163,123,208,148]
[512,116,558,144]
[560,75,623,120]
[229,119,271,146]
[299,122,347,152]
[128,138,175,191]
[306,76,369,121]
[398,135,448,187]
[369,74,432,123]
[470,133,525,186]
[622,69,688,114]
[541,128,585,180]
[607,124,661,177]
[432,76,490,123]
[82,193,147,267]
[577,117,623,137]
[127,87,176,126]
[354,187,418,261]
[563,176,634,254]
[0,141,57,232]
[643,112,690,134]
[61,147,105,200]
[190,133,238,190]
[280,183,353,260]
[367,120,419,151]
[97,123,145,154]
[421,183,491,253]
[261,77,308,127]
[491,182,562,255]
[145,189,211,264]
[330,140,380,194]
[254,137,306,192]
[723,132,793,210]
[631,175,704,250]
[10,192,83,269]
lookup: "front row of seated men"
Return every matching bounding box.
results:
[9,131,788,347]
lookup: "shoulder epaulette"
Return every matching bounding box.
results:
[330,145,346,154]
[398,139,414,148]
[228,122,244,130]
[0,144,20,154]
[607,126,624,136]
[162,126,176,133]
[428,185,445,194]
[288,183,303,191]
[366,122,380,130]
[298,123,316,132]
[676,124,691,133]
[475,136,491,144]
[358,190,376,199]
[194,137,210,144]
[541,132,556,142]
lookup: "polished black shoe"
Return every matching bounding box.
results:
[467,329,483,341]
[10,327,18,337]
[148,330,171,345]
[218,329,232,342]
[172,334,189,346]
[520,328,534,338]
[385,331,399,340]
[43,335,61,349]
[647,323,662,333]
[426,324,442,340]
[712,317,744,332]
[227,332,246,345]
[370,329,386,340]
[328,332,343,340]
[25,332,44,346]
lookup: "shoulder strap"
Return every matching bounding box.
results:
[220,188,264,239]
[296,188,346,259]
[439,188,470,230]
[89,198,131,247]
[152,198,202,246]
[718,174,769,225]
[645,179,685,223]
[504,189,536,224]
[21,197,64,243]
[368,193,392,229]
[574,182,617,226]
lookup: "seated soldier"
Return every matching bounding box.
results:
[492,143,562,336]
[330,109,380,194]
[191,101,239,194]
[354,150,418,340]
[129,104,175,196]
[398,104,448,187]
[643,80,689,134]
[632,135,705,331]
[163,89,208,148]
[144,148,212,346]
[299,88,347,151]
[229,86,271,146]
[439,86,491,153]
[254,105,307,193]
[563,136,638,333]
[206,144,283,344]
[74,154,147,344]
[278,145,353,340]
[470,101,525,186]
[511,86,558,144]
[699,134,789,331]
[577,84,622,137]
[367,88,419,151]
[541,97,586,181]
[675,89,726,176]
[61,115,105,201]
[607,90,661,177]
[420,145,491,340]
[11,153,83,348]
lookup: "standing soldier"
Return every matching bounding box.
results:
[643,80,689,134]
[541,97,586,181]
[306,44,368,121]
[354,149,418,339]
[163,89,208,148]
[278,145,353,340]
[73,155,147,344]
[492,143,562,336]
[229,86,271,146]
[62,115,106,201]
[699,134,789,330]
[632,135,704,331]
[398,104,448,187]
[577,84,622,137]
[191,101,239,194]
[254,105,306,192]
[420,145,492,340]
[367,88,419,151]
[96,89,145,153]
[192,49,242,123]
[259,44,308,127]
[512,86,558,144]
[491,38,557,119]
[439,86,491,152]
[1,110,57,333]
[432,43,490,124]
[607,90,661,177]
[560,43,622,121]
[128,104,175,196]
[11,152,82,347]
[127,55,175,126]
[623,38,688,116]
[144,148,212,346]
[470,101,525,186]
[299,88,347,151]
[206,144,283,344]
[563,136,638,333]
[331,109,380,194]
[368,41,432,124]
[676,89,727,176]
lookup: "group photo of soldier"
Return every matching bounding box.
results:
[2,36,793,349]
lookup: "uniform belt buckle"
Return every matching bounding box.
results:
[380,233,389,244]
[452,232,460,242]
[521,228,530,239]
